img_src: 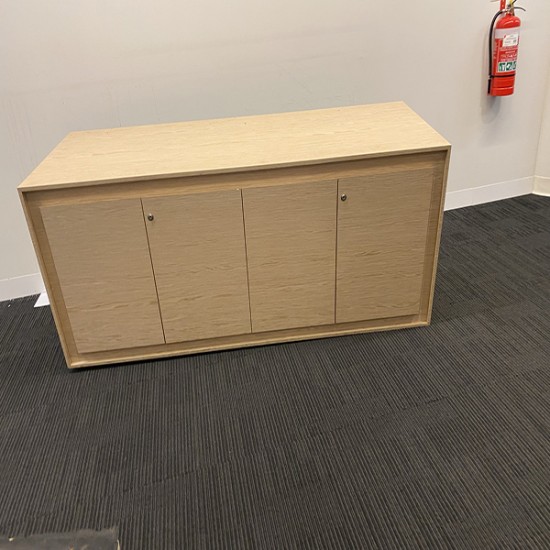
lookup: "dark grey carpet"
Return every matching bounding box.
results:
[1,194,549,549]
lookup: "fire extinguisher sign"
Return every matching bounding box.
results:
[498,60,517,72]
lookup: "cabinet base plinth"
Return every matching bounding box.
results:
[69,315,427,369]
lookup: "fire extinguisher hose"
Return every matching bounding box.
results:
[488,9,506,92]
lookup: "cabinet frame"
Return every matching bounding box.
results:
[20,151,449,369]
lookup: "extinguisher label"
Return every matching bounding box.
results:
[503,34,519,47]
[498,61,517,72]
[494,26,520,74]
[496,44,518,73]
[494,28,520,40]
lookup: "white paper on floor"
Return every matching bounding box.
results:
[34,292,50,307]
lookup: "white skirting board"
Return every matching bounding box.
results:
[0,273,45,303]
[534,176,550,197]
[1,176,540,303]
[444,176,534,211]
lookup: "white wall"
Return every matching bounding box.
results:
[535,68,550,195]
[1,0,550,300]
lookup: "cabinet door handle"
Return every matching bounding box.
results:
[340,194,347,202]
[147,213,155,221]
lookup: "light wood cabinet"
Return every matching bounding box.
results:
[19,102,450,368]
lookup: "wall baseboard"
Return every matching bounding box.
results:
[0,273,45,302]
[534,175,550,196]
[444,176,534,211]
[0,176,538,302]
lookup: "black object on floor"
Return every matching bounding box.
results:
[0,195,549,549]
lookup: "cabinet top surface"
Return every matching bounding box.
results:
[19,102,449,191]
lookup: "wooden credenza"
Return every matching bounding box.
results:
[19,102,450,368]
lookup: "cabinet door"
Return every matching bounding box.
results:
[41,199,165,353]
[337,166,434,323]
[242,180,337,332]
[143,189,251,343]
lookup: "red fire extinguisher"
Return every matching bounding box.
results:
[488,0,525,96]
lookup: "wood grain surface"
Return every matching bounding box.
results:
[142,190,251,343]
[243,181,337,332]
[336,164,435,323]
[19,103,449,191]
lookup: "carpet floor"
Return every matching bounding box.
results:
[1,194,549,549]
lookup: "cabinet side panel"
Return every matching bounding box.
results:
[243,180,337,332]
[337,164,435,323]
[41,198,165,353]
[142,189,251,343]
[19,190,74,366]
[419,149,450,322]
